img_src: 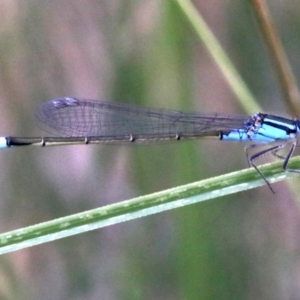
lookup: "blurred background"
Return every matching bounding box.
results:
[0,1,300,299]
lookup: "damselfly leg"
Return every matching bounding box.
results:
[245,141,298,193]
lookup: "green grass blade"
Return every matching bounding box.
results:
[175,0,260,113]
[1,156,300,255]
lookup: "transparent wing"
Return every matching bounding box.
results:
[35,97,250,142]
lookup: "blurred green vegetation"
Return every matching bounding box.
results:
[0,1,299,299]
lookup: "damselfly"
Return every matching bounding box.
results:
[1,97,299,191]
